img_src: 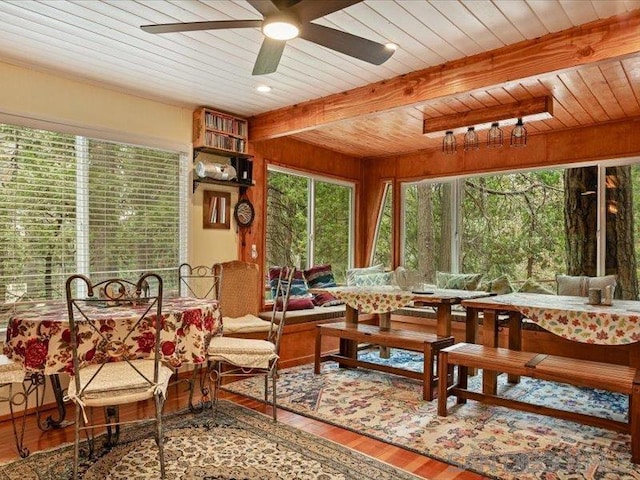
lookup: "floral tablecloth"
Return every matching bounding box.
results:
[490,292,640,345]
[4,297,221,374]
[326,286,416,314]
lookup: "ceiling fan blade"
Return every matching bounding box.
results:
[288,0,362,23]
[140,19,262,34]
[252,38,286,75]
[246,0,281,17]
[298,23,394,65]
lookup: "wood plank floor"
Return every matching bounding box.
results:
[0,379,488,480]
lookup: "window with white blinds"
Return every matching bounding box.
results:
[0,123,186,323]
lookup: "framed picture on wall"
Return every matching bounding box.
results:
[203,190,231,229]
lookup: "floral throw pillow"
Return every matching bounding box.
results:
[351,271,394,287]
[518,278,555,295]
[477,274,513,295]
[346,264,384,286]
[436,272,484,291]
[303,264,343,307]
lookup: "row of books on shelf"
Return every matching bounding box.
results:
[205,132,246,153]
[204,112,247,137]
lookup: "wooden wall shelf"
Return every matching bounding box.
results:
[194,146,253,160]
[193,177,254,194]
[192,106,254,194]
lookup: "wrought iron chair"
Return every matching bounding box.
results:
[212,260,272,335]
[0,356,29,458]
[65,273,172,479]
[177,263,221,409]
[178,263,219,300]
[0,284,32,457]
[208,266,295,421]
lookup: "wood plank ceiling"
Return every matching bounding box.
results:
[0,1,639,159]
[292,57,640,158]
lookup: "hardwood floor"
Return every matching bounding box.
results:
[0,378,487,480]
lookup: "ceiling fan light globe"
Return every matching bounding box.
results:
[263,20,299,40]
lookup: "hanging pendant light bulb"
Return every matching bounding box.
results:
[510,117,527,147]
[442,131,456,154]
[463,127,479,151]
[487,122,503,148]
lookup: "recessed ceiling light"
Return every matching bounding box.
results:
[256,85,272,93]
[385,43,398,51]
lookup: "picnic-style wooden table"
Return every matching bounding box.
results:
[311,285,492,358]
[462,292,640,394]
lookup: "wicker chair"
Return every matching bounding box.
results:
[64,273,172,480]
[208,266,295,421]
[213,260,272,335]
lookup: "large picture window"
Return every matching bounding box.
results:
[402,181,453,283]
[461,170,566,283]
[265,167,354,285]
[399,161,640,298]
[0,123,185,322]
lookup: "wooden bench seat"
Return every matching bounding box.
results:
[315,322,454,401]
[438,343,640,463]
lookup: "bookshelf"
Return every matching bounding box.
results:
[193,107,251,158]
[192,107,254,192]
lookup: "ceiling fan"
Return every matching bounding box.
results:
[140,0,395,75]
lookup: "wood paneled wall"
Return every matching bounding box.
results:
[245,116,640,283]
[244,137,361,296]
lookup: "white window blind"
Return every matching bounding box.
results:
[0,123,185,324]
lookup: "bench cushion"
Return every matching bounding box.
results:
[223,314,272,334]
[259,305,346,326]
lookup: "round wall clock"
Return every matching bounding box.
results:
[234,198,255,227]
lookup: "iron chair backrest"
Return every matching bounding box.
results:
[178,263,220,299]
[267,266,295,354]
[213,261,261,319]
[65,273,163,396]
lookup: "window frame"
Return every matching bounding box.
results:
[396,156,640,278]
[0,117,189,327]
[370,181,393,268]
[266,164,355,272]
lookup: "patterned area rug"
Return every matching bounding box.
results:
[226,349,638,480]
[0,400,420,480]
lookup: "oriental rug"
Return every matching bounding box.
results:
[0,400,419,480]
[226,350,638,480]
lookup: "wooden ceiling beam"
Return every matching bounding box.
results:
[422,97,553,136]
[250,10,640,142]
